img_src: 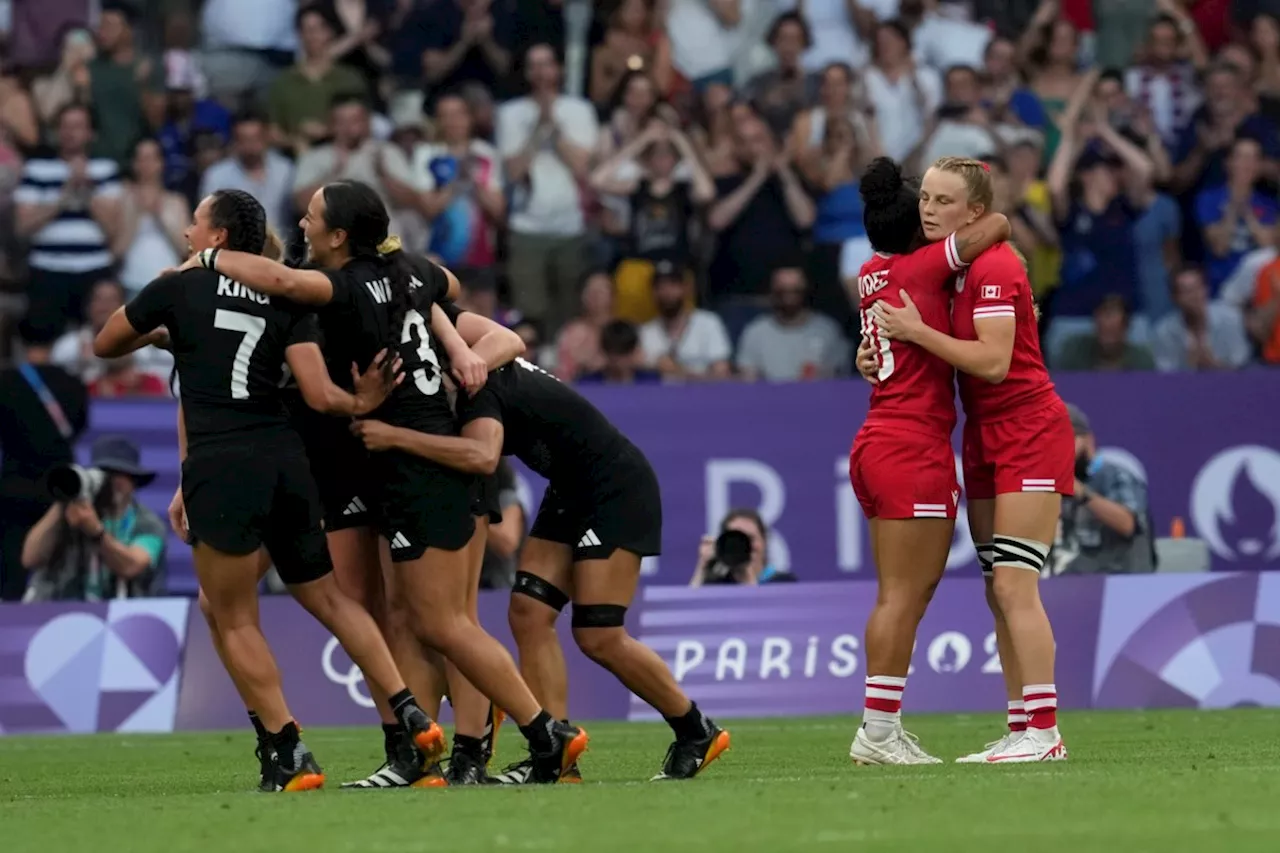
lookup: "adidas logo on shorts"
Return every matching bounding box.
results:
[343,497,367,516]
[390,531,412,550]
[576,529,602,549]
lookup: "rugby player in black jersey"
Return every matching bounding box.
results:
[185,180,589,784]
[93,188,446,791]
[351,305,732,782]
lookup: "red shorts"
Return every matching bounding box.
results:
[849,423,961,520]
[962,398,1075,501]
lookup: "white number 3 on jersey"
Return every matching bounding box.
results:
[401,308,442,395]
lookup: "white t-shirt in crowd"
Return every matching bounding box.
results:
[912,14,992,72]
[780,0,899,71]
[496,95,598,237]
[668,0,742,80]
[200,0,296,51]
[640,310,732,374]
[864,65,942,163]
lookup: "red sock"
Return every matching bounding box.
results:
[1023,684,1057,730]
[1007,700,1027,733]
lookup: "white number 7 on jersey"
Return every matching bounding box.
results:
[214,309,266,399]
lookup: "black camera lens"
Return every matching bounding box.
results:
[714,530,753,567]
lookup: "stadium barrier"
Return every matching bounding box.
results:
[79,371,1280,594]
[3,572,1278,735]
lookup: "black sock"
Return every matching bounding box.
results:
[270,721,302,770]
[665,701,711,742]
[382,722,404,756]
[248,711,267,741]
[389,689,420,728]
[519,710,556,751]
[454,734,485,760]
[560,719,571,727]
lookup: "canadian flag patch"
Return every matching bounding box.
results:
[981,285,1001,300]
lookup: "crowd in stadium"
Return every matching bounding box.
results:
[1,0,1279,388]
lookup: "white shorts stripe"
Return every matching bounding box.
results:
[913,503,947,510]
[913,511,949,518]
[1021,486,1057,492]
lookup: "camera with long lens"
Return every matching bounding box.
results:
[702,529,753,585]
[47,464,107,503]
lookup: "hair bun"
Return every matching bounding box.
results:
[860,157,906,209]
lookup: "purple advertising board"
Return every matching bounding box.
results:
[3,573,1280,734]
[81,370,1280,594]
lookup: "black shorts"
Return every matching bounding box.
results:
[182,433,332,585]
[470,473,502,524]
[293,410,377,532]
[374,451,476,561]
[530,448,662,561]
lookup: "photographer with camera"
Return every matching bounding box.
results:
[690,508,797,586]
[20,435,167,601]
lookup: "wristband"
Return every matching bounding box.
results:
[200,248,220,270]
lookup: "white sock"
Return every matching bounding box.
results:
[862,675,906,742]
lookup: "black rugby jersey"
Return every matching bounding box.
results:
[318,254,454,434]
[125,268,312,448]
[448,307,636,490]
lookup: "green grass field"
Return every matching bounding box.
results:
[3,709,1279,853]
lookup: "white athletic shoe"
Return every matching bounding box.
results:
[983,728,1067,764]
[850,727,943,765]
[955,732,1017,764]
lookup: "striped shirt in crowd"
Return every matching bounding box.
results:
[14,157,121,274]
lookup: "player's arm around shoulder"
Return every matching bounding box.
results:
[189,248,335,305]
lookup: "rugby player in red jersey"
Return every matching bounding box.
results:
[848,158,1010,765]
[868,157,1071,764]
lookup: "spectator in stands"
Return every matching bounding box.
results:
[592,119,713,323]
[15,103,121,334]
[863,20,941,163]
[900,0,992,72]
[1171,62,1278,196]
[1244,248,1280,364]
[1019,4,1085,164]
[199,112,295,234]
[1195,136,1277,294]
[639,259,733,380]
[114,138,189,297]
[911,64,1016,171]
[1057,404,1154,575]
[982,35,1048,132]
[690,508,796,585]
[1151,265,1252,370]
[1046,90,1155,359]
[736,265,850,381]
[414,92,506,267]
[0,58,38,152]
[1123,10,1206,150]
[0,318,89,602]
[666,0,741,94]
[743,12,818,140]
[292,94,420,237]
[312,0,392,108]
[578,319,662,384]
[155,49,232,202]
[708,116,815,337]
[589,0,673,107]
[479,458,524,589]
[51,279,173,386]
[88,4,163,166]
[690,82,739,178]
[554,270,615,381]
[594,70,663,254]
[422,0,516,107]
[497,43,597,334]
[1054,294,1157,371]
[1000,142,1060,305]
[807,112,875,334]
[88,354,171,398]
[267,7,367,154]
[21,435,167,601]
[31,28,95,130]
[199,0,297,103]
[1250,13,1280,105]
[791,62,861,180]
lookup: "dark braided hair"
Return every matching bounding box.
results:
[860,157,922,256]
[319,180,417,352]
[207,189,268,254]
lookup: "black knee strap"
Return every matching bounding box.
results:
[512,571,570,612]
[571,603,627,628]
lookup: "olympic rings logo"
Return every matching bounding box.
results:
[321,637,375,708]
